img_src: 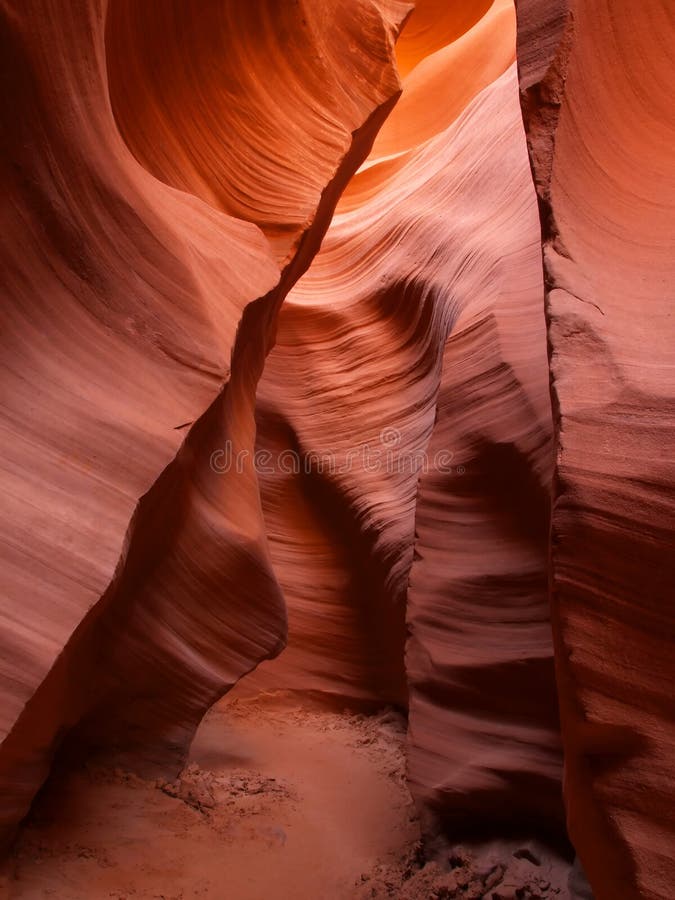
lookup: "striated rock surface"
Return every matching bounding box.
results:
[3,2,671,897]
[517,0,675,897]
[238,0,563,834]
[0,0,409,845]
[402,63,562,833]
[105,0,409,263]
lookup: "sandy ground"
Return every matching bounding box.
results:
[2,696,419,899]
[2,694,575,899]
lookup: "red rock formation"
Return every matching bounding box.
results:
[105,0,409,264]
[0,0,409,846]
[238,0,563,835]
[517,1,675,897]
[399,55,562,832]
[3,3,671,897]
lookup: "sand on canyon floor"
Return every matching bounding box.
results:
[2,696,417,899]
[1,694,573,900]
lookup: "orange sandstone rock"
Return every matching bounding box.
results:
[242,2,563,835]
[517,0,675,897]
[0,0,409,846]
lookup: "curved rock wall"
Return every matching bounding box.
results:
[516,1,675,897]
[2,2,672,895]
[105,0,409,262]
[0,0,408,846]
[404,65,561,832]
[239,0,563,835]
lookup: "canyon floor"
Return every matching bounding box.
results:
[2,696,417,899]
[2,695,571,900]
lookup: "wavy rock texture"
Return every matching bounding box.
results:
[7,4,670,897]
[239,0,563,834]
[517,1,675,897]
[0,0,409,846]
[400,59,562,834]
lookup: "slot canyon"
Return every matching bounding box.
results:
[0,0,673,898]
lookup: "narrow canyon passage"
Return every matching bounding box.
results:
[1,1,673,899]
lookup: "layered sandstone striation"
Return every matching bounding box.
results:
[240,0,563,836]
[517,0,675,897]
[1,2,672,898]
[0,0,410,846]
